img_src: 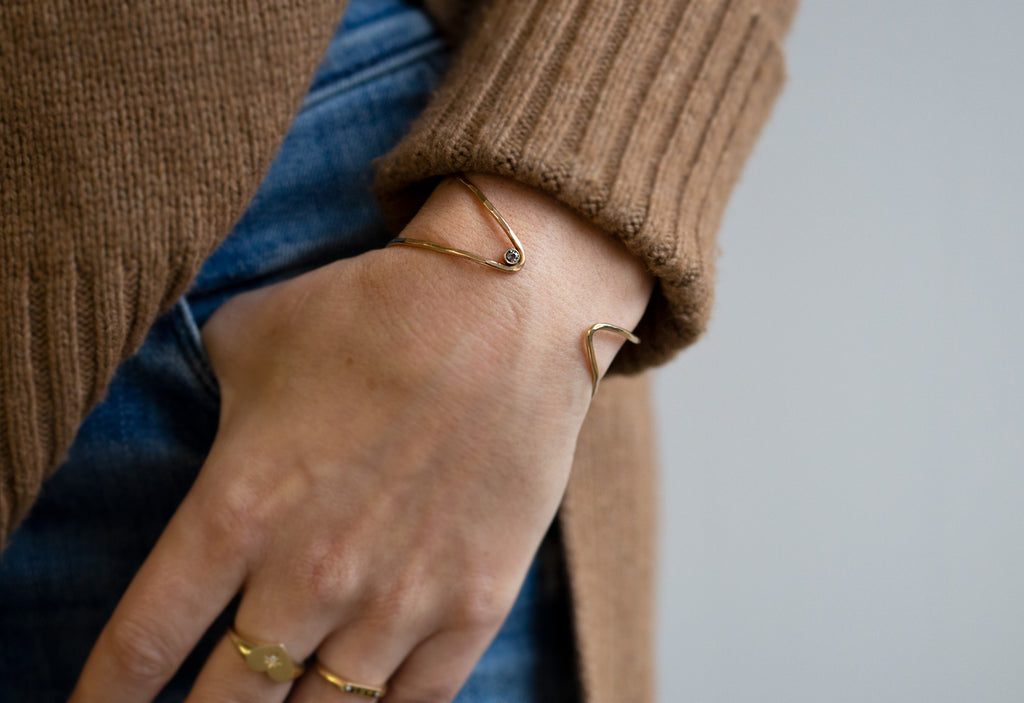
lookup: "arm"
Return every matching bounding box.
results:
[69,173,652,702]
[378,0,799,372]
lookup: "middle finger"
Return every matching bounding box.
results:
[183,592,329,703]
[182,538,371,703]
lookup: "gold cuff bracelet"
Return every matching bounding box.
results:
[386,173,639,397]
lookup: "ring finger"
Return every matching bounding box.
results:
[287,604,437,702]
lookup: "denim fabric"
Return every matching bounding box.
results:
[0,1,580,700]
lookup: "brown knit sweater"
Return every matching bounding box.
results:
[1,0,795,699]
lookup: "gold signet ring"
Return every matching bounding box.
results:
[227,627,305,682]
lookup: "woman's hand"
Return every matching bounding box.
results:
[69,173,653,702]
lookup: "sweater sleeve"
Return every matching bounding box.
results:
[373,0,797,373]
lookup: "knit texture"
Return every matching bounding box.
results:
[1,1,795,700]
[377,0,797,373]
[0,0,344,539]
[561,373,658,703]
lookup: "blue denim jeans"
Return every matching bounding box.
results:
[0,2,580,700]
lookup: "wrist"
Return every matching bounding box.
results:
[388,172,653,382]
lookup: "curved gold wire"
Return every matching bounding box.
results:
[387,174,640,397]
[314,660,388,698]
[386,174,525,272]
[585,323,640,398]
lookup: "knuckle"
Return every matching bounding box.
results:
[353,582,426,637]
[369,564,443,623]
[107,614,180,682]
[370,577,423,618]
[294,539,356,607]
[201,478,269,556]
[450,580,511,631]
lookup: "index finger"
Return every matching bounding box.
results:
[69,485,249,703]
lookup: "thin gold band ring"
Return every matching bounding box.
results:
[314,660,388,698]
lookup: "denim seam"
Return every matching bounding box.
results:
[340,3,406,32]
[301,36,446,113]
[170,299,221,403]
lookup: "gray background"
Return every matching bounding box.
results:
[654,2,1024,701]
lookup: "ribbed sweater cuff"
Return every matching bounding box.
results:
[374,0,794,373]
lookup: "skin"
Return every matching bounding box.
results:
[69,173,654,703]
